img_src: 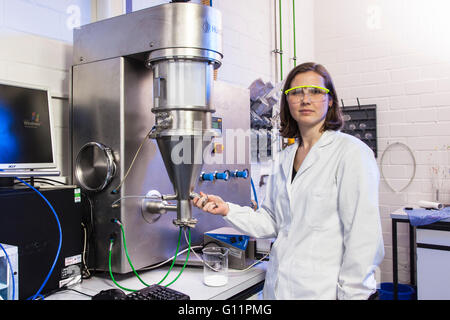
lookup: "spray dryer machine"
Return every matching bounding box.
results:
[71,2,252,273]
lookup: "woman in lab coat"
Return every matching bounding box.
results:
[193,62,385,300]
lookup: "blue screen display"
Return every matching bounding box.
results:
[0,83,53,166]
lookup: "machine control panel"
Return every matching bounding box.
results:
[211,116,223,136]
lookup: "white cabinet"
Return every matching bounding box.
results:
[416,228,450,300]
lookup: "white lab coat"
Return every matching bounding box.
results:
[224,130,384,300]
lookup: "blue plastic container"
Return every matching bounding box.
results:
[378,282,415,300]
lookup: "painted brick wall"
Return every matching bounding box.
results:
[315,0,450,284]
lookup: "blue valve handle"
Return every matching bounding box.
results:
[201,172,215,181]
[215,170,230,181]
[234,169,249,179]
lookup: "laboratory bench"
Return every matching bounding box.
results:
[390,207,450,300]
[45,262,266,300]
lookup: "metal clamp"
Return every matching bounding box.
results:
[155,112,173,131]
[173,218,198,228]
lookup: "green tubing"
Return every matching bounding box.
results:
[108,224,183,291]
[279,0,283,81]
[164,228,191,288]
[119,224,151,287]
[292,0,297,67]
[157,227,182,285]
[108,240,137,292]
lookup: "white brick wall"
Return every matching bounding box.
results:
[0,1,89,177]
[214,0,277,86]
[3,0,91,43]
[315,0,450,285]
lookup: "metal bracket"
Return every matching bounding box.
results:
[272,49,283,55]
[173,218,198,228]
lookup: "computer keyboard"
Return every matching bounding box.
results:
[126,284,190,300]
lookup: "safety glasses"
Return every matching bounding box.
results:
[284,85,330,103]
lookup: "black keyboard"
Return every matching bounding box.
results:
[126,284,190,300]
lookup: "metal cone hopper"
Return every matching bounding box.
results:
[155,134,214,227]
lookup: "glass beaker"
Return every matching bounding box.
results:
[202,247,229,287]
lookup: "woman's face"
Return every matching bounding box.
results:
[287,71,332,131]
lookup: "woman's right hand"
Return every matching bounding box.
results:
[192,191,229,216]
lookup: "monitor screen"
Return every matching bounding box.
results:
[0,81,56,170]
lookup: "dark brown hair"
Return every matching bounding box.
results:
[279,62,343,140]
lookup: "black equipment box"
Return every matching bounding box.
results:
[0,186,83,299]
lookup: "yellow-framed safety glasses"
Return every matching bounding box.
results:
[284,85,330,95]
[284,85,330,103]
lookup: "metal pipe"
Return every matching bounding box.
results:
[273,0,279,83]
[279,0,283,81]
[202,0,217,80]
[162,194,178,201]
[292,0,297,67]
[142,199,177,215]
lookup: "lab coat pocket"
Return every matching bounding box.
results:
[304,187,338,230]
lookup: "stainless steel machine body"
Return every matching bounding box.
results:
[71,3,251,273]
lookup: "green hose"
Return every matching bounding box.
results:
[157,227,182,285]
[108,240,137,292]
[108,224,183,290]
[119,224,151,287]
[163,227,191,287]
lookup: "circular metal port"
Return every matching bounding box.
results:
[75,142,116,192]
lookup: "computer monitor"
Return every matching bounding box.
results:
[0,80,57,173]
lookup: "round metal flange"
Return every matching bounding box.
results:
[75,142,116,192]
